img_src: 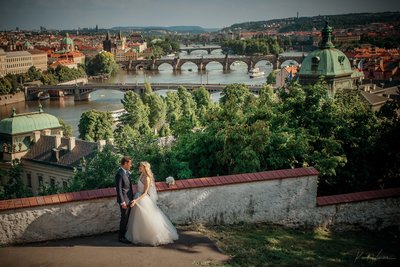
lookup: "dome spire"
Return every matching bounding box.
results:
[319,20,334,49]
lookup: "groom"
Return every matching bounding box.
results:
[115,156,134,244]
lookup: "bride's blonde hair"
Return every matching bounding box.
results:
[140,161,154,183]
[139,161,158,201]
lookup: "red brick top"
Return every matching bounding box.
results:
[316,187,400,206]
[0,167,319,212]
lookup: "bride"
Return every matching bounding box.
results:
[125,161,179,246]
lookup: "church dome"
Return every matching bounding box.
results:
[0,109,61,135]
[299,22,353,78]
[61,33,74,45]
[61,37,74,45]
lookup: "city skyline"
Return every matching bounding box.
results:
[1,0,400,30]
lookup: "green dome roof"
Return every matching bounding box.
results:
[61,37,74,45]
[0,111,61,135]
[299,21,353,78]
[298,48,353,77]
[61,33,74,45]
[24,41,33,48]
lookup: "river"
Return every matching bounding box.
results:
[1,50,305,137]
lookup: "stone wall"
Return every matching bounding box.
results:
[0,167,399,245]
[0,198,118,245]
[0,91,25,106]
[159,175,318,226]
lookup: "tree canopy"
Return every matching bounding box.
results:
[18,81,399,198]
[78,110,113,141]
[86,51,119,76]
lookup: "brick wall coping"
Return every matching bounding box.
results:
[0,167,319,212]
[316,187,400,206]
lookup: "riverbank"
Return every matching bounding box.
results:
[0,91,25,106]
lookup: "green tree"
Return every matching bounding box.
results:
[59,118,73,137]
[165,91,182,129]
[220,83,251,122]
[146,93,166,135]
[0,159,32,200]
[172,86,198,135]
[142,82,166,135]
[78,110,113,141]
[192,86,212,124]
[221,38,281,55]
[0,77,12,94]
[70,144,120,190]
[86,51,119,76]
[27,66,43,82]
[119,91,151,135]
[266,70,277,85]
[40,73,58,85]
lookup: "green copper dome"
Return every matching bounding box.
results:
[61,37,73,45]
[298,49,353,77]
[299,21,353,78]
[0,111,61,135]
[61,33,74,45]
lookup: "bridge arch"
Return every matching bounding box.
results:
[180,61,199,70]
[280,59,300,68]
[203,60,224,70]
[155,62,175,71]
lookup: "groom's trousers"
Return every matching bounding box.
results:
[119,206,131,239]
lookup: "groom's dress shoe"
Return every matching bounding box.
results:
[119,237,131,244]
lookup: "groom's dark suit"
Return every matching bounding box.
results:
[115,167,133,240]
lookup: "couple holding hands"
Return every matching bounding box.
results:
[115,156,178,246]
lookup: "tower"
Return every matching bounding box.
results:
[116,30,126,50]
[103,31,112,52]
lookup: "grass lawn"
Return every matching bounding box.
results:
[187,223,400,267]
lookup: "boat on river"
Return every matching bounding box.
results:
[37,91,50,100]
[248,67,265,78]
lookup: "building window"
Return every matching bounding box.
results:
[50,177,55,187]
[27,173,32,188]
[38,175,43,187]
[62,181,68,188]
[311,56,320,72]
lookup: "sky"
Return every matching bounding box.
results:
[1,0,399,30]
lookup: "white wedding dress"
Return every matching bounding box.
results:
[125,177,178,246]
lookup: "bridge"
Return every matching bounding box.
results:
[122,54,305,72]
[179,45,222,55]
[25,83,264,101]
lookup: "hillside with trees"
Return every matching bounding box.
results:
[224,12,400,32]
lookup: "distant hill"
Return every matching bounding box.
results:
[110,25,219,33]
[223,12,400,32]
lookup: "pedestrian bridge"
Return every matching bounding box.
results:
[25,83,264,101]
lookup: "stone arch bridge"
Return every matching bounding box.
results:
[122,54,305,72]
[25,83,264,101]
[179,45,222,55]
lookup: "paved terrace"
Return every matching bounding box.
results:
[0,230,229,267]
